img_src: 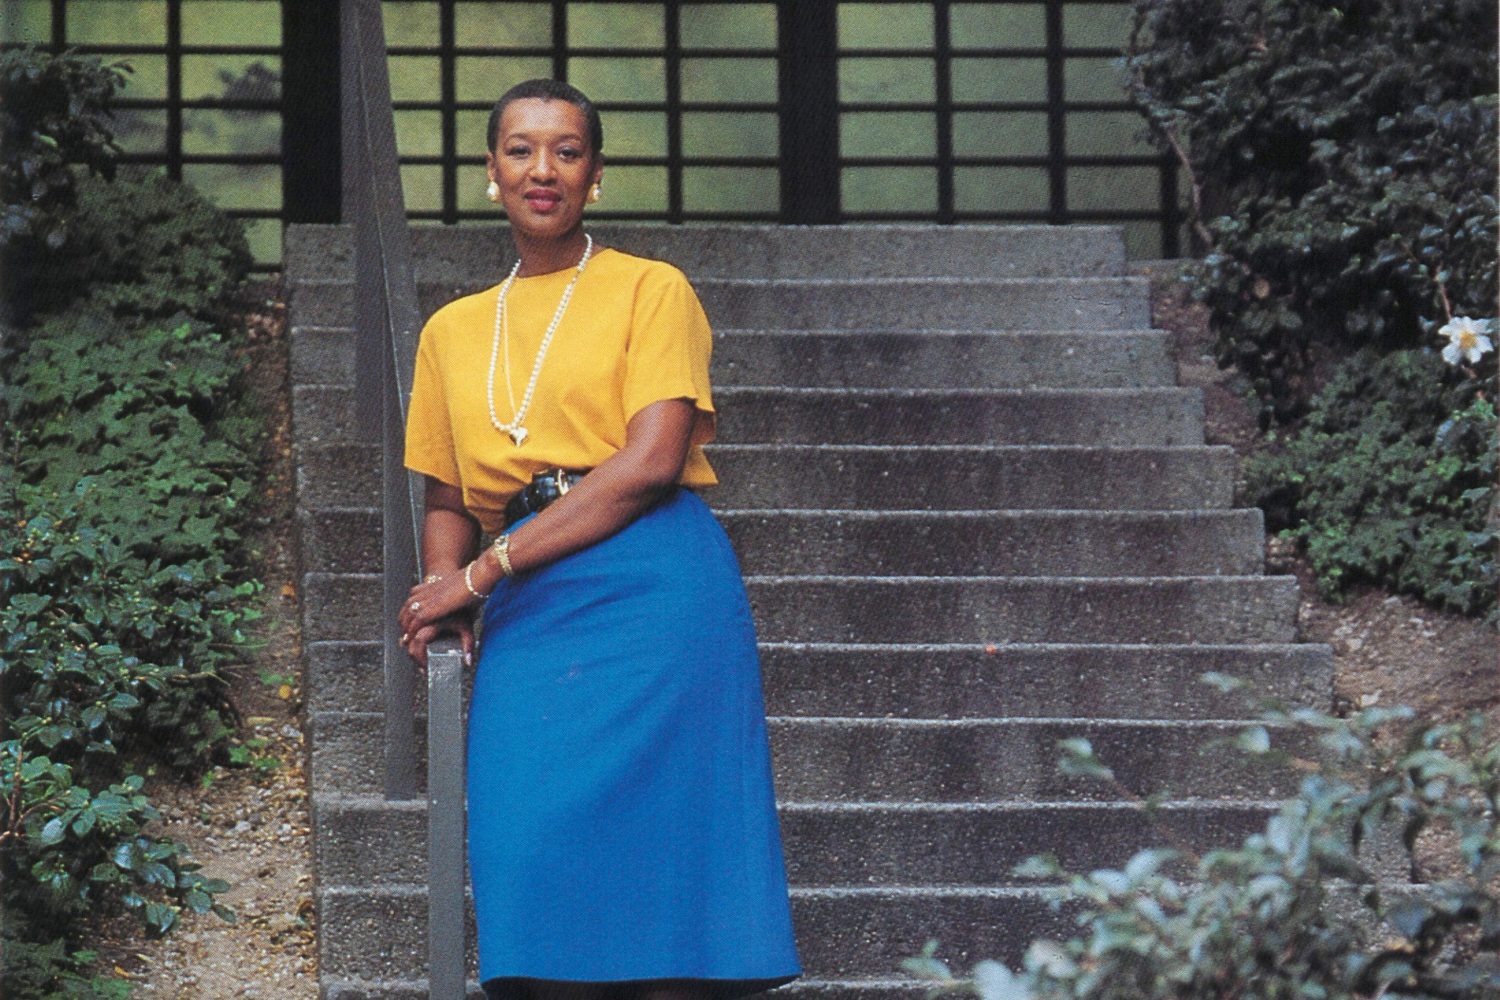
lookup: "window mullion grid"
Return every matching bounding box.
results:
[166,0,183,182]
[439,0,458,224]
[933,0,954,223]
[665,1,684,223]
[552,0,568,81]
[1044,0,1066,224]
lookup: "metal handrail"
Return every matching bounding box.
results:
[340,1,466,995]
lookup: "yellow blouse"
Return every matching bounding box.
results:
[404,247,718,534]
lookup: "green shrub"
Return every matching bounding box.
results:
[904,684,1500,999]
[0,50,261,991]
[1,311,260,993]
[1244,348,1496,619]
[46,167,253,324]
[0,47,128,322]
[1123,0,1498,420]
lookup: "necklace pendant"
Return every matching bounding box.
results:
[509,427,529,446]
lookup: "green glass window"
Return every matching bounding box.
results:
[454,2,552,48]
[570,3,664,50]
[598,165,668,213]
[954,166,1050,214]
[681,57,776,104]
[680,4,775,49]
[838,3,934,49]
[183,164,280,211]
[182,2,279,45]
[568,57,666,103]
[681,112,777,158]
[842,112,936,160]
[683,167,777,213]
[182,109,280,157]
[839,58,935,104]
[842,166,938,214]
[951,4,1047,50]
[69,0,165,44]
[952,112,1048,158]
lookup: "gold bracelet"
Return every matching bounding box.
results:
[491,533,515,577]
[463,562,489,600]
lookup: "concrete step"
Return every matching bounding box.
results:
[314,793,1273,888]
[309,711,1301,802]
[295,442,1238,513]
[300,572,1298,646]
[708,446,1236,511]
[289,325,355,386]
[714,386,1205,445]
[290,326,1177,392]
[301,507,1266,577]
[745,575,1299,645]
[311,883,1100,982]
[290,277,1152,332]
[284,223,1129,283]
[291,382,1206,446]
[693,277,1151,332]
[722,510,1265,577]
[712,330,1173,389]
[319,978,974,1000]
[307,640,1333,721]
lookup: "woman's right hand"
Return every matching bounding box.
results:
[402,612,475,672]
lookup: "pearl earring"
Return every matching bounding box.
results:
[486,180,500,202]
[587,183,602,204]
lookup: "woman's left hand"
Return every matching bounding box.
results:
[398,571,482,638]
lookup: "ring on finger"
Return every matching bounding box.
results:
[410,601,421,612]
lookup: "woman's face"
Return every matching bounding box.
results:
[486,97,601,245]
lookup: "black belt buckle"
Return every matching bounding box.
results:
[503,468,585,528]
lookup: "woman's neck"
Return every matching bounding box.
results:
[512,229,590,277]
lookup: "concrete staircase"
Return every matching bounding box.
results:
[284,224,1333,1000]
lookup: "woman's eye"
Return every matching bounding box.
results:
[506,145,529,157]
[559,147,582,159]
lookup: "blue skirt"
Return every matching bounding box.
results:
[466,487,802,995]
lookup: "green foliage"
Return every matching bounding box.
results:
[0,937,133,1000]
[0,50,260,994]
[0,743,235,931]
[0,47,128,321]
[905,684,1500,1000]
[1124,0,1498,419]
[1245,348,1497,618]
[0,318,259,991]
[46,167,253,324]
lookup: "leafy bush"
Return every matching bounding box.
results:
[0,46,128,322]
[1,312,260,993]
[1,47,262,997]
[1245,348,1496,619]
[1123,0,1498,419]
[43,166,253,324]
[903,684,1500,999]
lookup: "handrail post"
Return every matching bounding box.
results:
[340,0,469,994]
[427,647,468,999]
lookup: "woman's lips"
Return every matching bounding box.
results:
[524,190,562,211]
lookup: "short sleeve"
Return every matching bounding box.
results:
[622,265,717,446]
[403,315,463,486]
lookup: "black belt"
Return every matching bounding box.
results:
[503,468,589,529]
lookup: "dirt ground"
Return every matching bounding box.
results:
[1136,259,1499,726]
[88,264,1497,996]
[93,282,318,998]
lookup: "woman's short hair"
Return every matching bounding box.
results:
[487,79,604,157]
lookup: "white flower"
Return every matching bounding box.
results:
[1438,316,1495,365]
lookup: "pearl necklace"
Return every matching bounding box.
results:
[485,233,593,446]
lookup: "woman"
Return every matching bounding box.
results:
[395,79,802,1000]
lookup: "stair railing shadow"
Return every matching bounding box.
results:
[341,0,467,995]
